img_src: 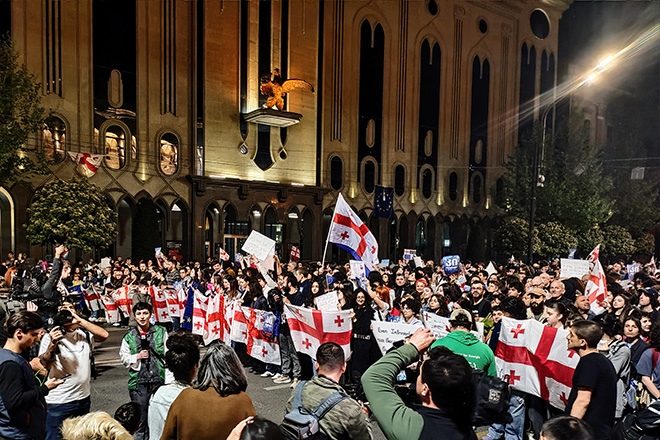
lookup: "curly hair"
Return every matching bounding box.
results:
[61,411,133,440]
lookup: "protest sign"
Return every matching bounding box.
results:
[314,291,339,312]
[241,231,276,261]
[403,249,416,261]
[485,262,497,276]
[627,263,641,279]
[371,320,423,354]
[422,312,484,340]
[560,258,590,279]
[349,260,366,279]
[442,255,461,274]
[99,257,112,270]
[413,256,424,268]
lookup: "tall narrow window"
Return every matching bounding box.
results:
[394,165,405,196]
[364,160,376,194]
[42,116,66,162]
[159,132,179,175]
[421,168,433,199]
[449,172,458,201]
[104,125,126,170]
[330,156,343,190]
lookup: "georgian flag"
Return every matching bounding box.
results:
[285,304,352,360]
[68,152,103,178]
[290,245,300,262]
[495,317,578,410]
[585,245,607,314]
[148,286,171,323]
[218,248,230,262]
[100,294,119,323]
[327,193,379,270]
[163,288,180,318]
[113,285,132,318]
[191,291,209,336]
[83,286,101,312]
[204,293,234,346]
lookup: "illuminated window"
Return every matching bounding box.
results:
[42,116,66,162]
[104,126,126,170]
[159,133,179,175]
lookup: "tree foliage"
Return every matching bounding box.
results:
[26,180,117,250]
[537,222,578,259]
[601,225,636,258]
[0,38,47,185]
[494,216,539,259]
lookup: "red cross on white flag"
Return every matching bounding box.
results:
[327,193,379,270]
[584,245,607,314]
[495,317,578,410]
[149,286,172,323]
[191,290,209,336]
[112,285,132,318]
[285,304,352,359]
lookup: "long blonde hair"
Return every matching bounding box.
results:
[61,411,133,440]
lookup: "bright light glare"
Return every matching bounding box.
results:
[595,54,615,71]
[584,72,599,85]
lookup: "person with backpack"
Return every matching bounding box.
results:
[281,342,371,440]
[635,322,660,406]
[362,327,477,440]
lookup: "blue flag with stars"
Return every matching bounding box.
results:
[374,186,394,218]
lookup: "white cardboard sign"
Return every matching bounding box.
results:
[314,291,339,312]
[560,258,590,279]
[371,320,423,354]
[241,231,276,261]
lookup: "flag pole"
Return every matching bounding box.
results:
[321,195,340,268]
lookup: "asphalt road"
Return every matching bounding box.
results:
[89,326,387,439]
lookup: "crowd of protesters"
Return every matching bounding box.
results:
[1,246,659,440]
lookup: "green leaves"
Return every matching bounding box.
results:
[0,38,46,185]
[25,179,117,250]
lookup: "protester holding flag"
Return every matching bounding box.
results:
[349,289,381,387]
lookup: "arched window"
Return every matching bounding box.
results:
[330,156,343,190]
[394,165,405,196]
[421,168,433,199]
[104,125,127,169]
[449,172,458,201]
[42,116,66,162]
[472,173,483,204]
[363,159,376,194]
[495,177,505,207]
[159,132,179,175]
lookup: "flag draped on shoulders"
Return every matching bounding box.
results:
[148,286,171,323]
[585,245,607,314]
[285,304,352,359]
[495,317,578,410]
[327,193,379,270]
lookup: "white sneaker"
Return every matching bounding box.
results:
[112,322,121,327]
[290,378,300,388]
[271,373,284,381]
[273,376,292,384]
[260,371,275,377]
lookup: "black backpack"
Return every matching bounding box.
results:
[472,370,513,426]
[612,399,660,440]
[280,381,348,440]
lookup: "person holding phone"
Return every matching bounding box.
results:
[38,307,109,440]
[119,302,168,440]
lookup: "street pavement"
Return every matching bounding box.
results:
[89,326,387,439]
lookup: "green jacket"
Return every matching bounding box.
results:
[430,330,497,376]
[123,325,166,391]
[361,344,425,440]
[286,375,372,440]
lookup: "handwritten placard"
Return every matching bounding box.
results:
[241,231,276,261]
[560,258,590,279]
[314,291,339,312]
[371,320,423,354]
[349,260,366,279]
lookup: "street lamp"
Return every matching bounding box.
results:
[526,54,618,264]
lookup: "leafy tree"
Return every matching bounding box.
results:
[601,225,636,258]
[0,38,47,185]
[537,222,578,259]
[26,179,117,250]
[494,216,539,259]
[576,226,604,256]
[633,232,655,256]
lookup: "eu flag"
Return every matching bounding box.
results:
[374,186,394,218]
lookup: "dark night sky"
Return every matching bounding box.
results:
[558,1,660,161]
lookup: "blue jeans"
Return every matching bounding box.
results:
[46,396,91,440]
[486,393,525,440]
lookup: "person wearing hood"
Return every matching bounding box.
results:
[429,309,496,376]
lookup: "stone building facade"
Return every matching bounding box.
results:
[0,0,571,263]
